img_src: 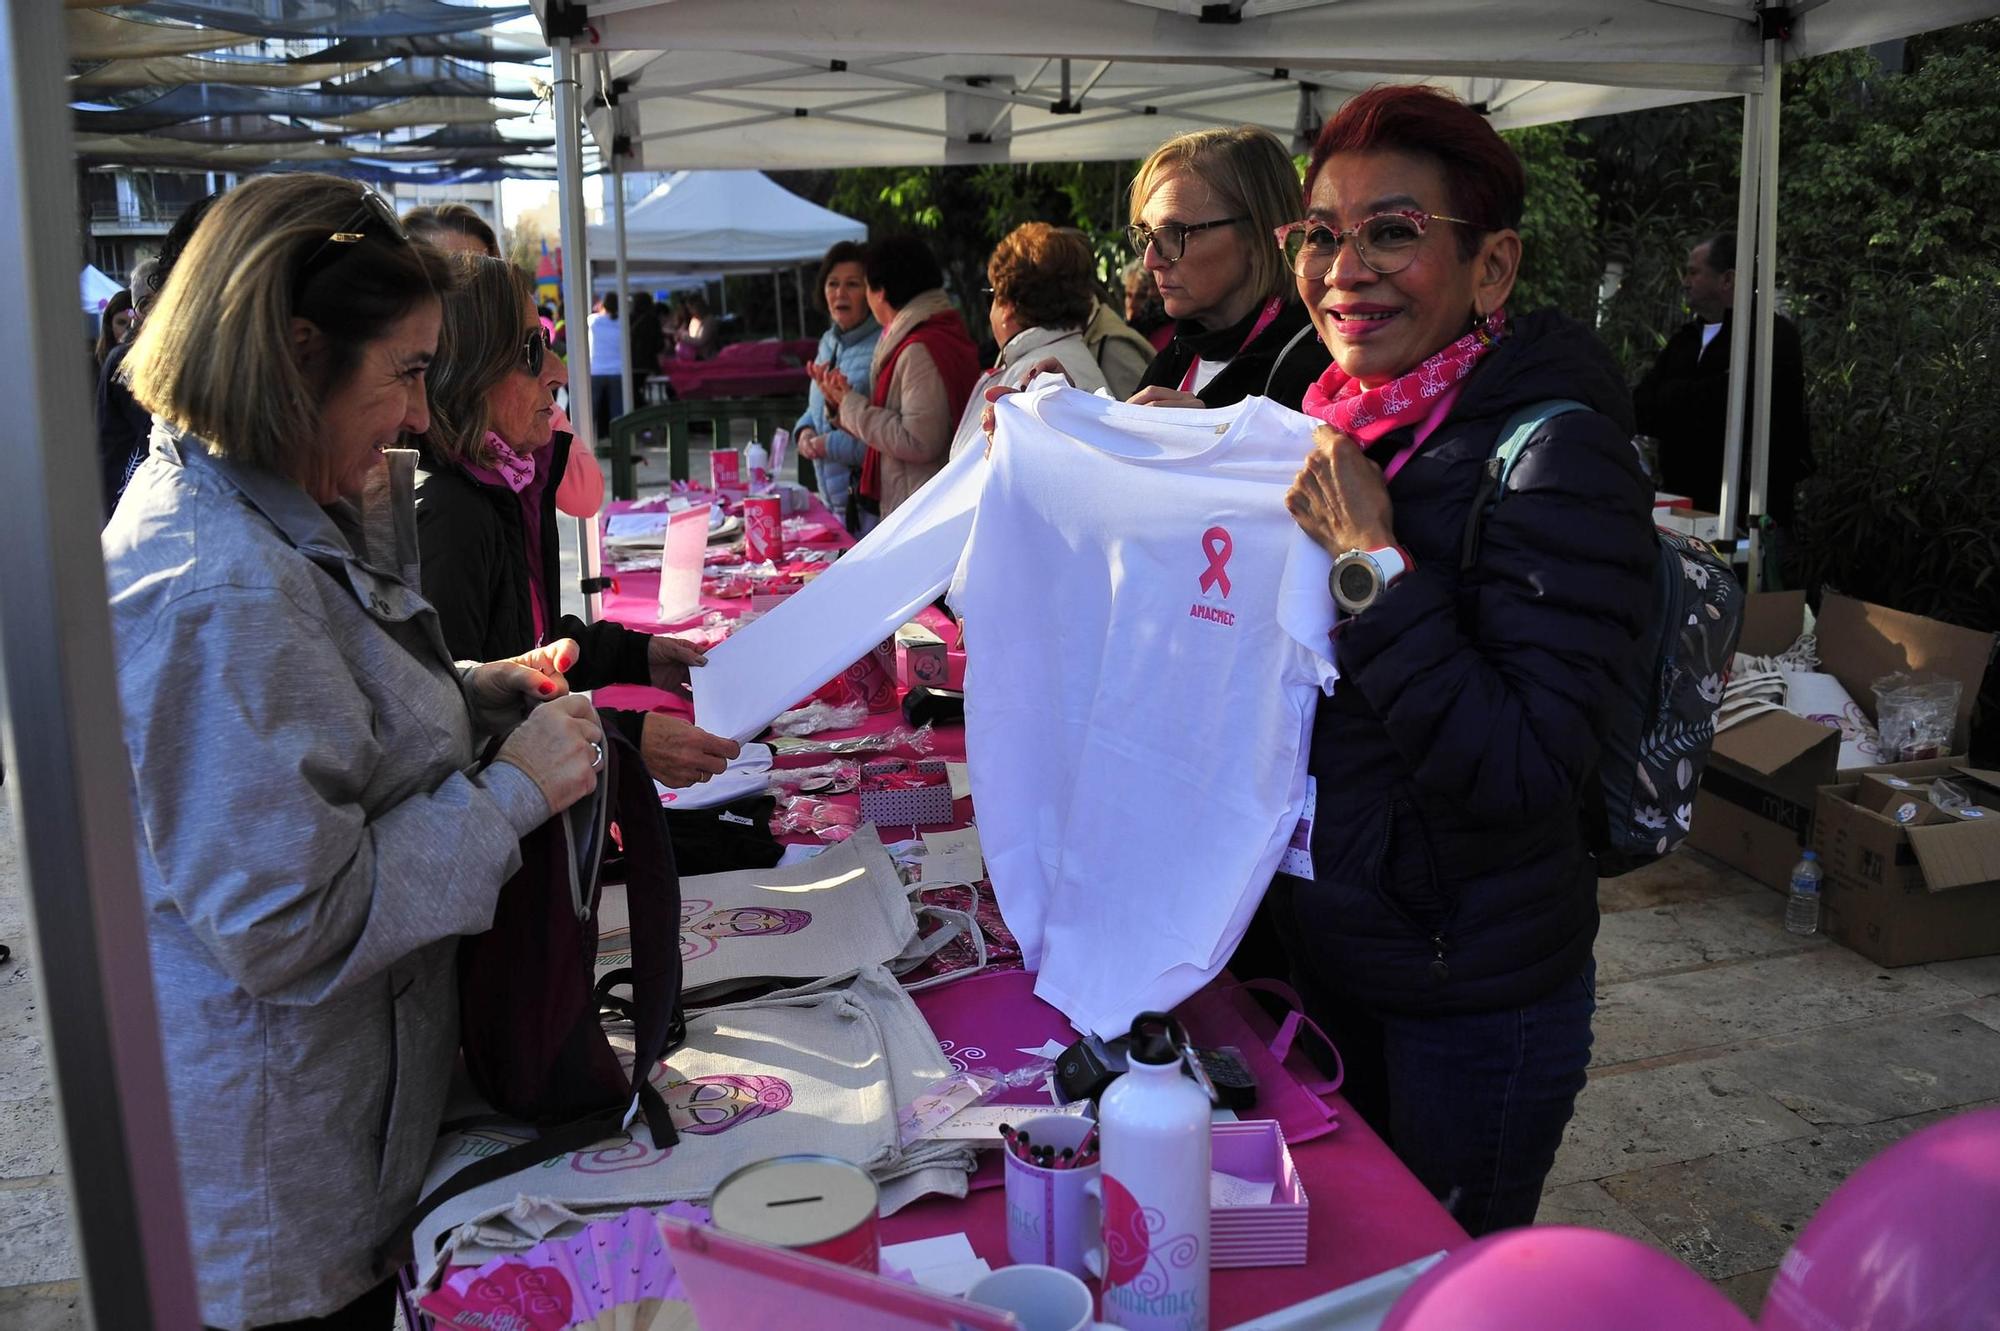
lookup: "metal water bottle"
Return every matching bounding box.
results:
[1096,1012,1209,1331]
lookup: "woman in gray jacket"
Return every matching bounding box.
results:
[106,175,605,1331]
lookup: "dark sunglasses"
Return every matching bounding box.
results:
[291,186,408,304]
[519,325,550,377]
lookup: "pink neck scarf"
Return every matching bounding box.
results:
[1301,309,1507,446]
[485,431,536,493]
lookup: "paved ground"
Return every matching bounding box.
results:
[6,460,1996,1323]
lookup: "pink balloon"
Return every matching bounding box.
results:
[1383,1226,1755,1331]
[1761,1105,2000,1331]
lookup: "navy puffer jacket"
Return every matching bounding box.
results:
[1293,310,1656,1016]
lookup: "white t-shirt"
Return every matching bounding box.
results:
[694,445,988,741]
[588,310,625,376]
[950,385,1338,1037]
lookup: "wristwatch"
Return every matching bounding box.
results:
[1330,545,1412,615]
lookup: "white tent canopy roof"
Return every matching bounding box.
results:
[564,0,2000,168]
[80,264,123,314]
[583,169,866,270]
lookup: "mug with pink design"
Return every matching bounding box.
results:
[1003,1113,1101,1278]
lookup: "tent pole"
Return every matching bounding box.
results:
[1718,90,1760,552]
[1747,24,1784,590]
[552,26,603,622]
[794,266,806,339]
[0,4,201,1326]
[614,151,635,494]
[773,270,783,340]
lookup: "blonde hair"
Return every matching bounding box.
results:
[1129,125,1300,307]
[123,173,454,493]
[424,253,538,468]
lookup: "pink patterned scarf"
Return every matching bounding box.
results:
[1301,309,1507,444]
[484,431,537,493]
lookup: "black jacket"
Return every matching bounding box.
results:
[1138,299,1331,409]
[96,341,151,523]
[1633,309,1812,525]
[1294,311,1657,1016]
[414,436,652,741]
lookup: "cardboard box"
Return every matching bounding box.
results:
[894,621,950,690]
[1210,1120,1308,1269]
[1813,763,2000,966]
[1688,592,1996,890]
[1657,508,1724,542]
[858,758,953,827]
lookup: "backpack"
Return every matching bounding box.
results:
[1461,400,1745,878]
[390,727,685,1265]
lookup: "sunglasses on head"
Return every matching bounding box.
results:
[291,186,408,305]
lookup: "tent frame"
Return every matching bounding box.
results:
[2,4,200,1327]
[0,4,1981,1326]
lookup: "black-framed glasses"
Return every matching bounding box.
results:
[519,325,550,377]
[1274,209,1477,279]
[292,186,408,303]
[1125,215,1246,264]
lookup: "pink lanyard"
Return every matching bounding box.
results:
[1179,297,1283,394]
[1374,386,1464,485]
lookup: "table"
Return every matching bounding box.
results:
[587,495,1463,1318]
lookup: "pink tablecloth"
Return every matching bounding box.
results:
[882,970,1465,1324]
[586,492,1466,1318]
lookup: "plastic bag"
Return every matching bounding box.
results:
[1872,671,1962,762]
[768,760,862,795]
[766,723,936,759]
[768,698,869,737]
[771,794,861,840]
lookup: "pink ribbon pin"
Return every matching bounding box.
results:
[1199,526,1233,598]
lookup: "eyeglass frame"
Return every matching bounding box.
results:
[519,324,550,378]
[290,186,409,306]
[1273,209,1480,279]
[1125,215,1247,265]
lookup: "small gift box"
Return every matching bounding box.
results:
[1210,1120,1309,1268]
[894,621,950,689]
[858,758,954,827]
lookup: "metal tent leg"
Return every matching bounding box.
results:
[0,3,200,1325]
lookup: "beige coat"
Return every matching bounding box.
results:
[838,289,965,516]
[1083,298,1162,399]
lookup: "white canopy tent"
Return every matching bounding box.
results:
[544,0,2000,557]
[584,169,866,342]
[80,262,122,314]
[585,169,865,269]
[8,3,2000,1326]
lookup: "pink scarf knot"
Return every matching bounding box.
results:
[1301,309,1507,444]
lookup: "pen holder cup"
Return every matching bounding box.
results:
[1002,1114,1100,1279]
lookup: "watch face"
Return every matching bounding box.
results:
[1336,558,1377,606]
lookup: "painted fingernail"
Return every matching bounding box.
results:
[539,681,555,695]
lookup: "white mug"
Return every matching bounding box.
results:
[966,1264,1115,1331]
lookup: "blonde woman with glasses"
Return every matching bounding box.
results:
[107,174,605,1330]
[1125,124,1331,409]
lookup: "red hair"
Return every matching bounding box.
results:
[1303,85,1525,260]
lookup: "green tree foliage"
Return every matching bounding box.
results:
[1501,123,1601,320]
[789,162,1133,345]
[1512,22,2000,752]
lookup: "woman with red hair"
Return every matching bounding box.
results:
[1277,85,1656,1234]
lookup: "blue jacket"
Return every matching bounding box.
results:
[1296,311,1657,1016]
[794,316,880,519]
